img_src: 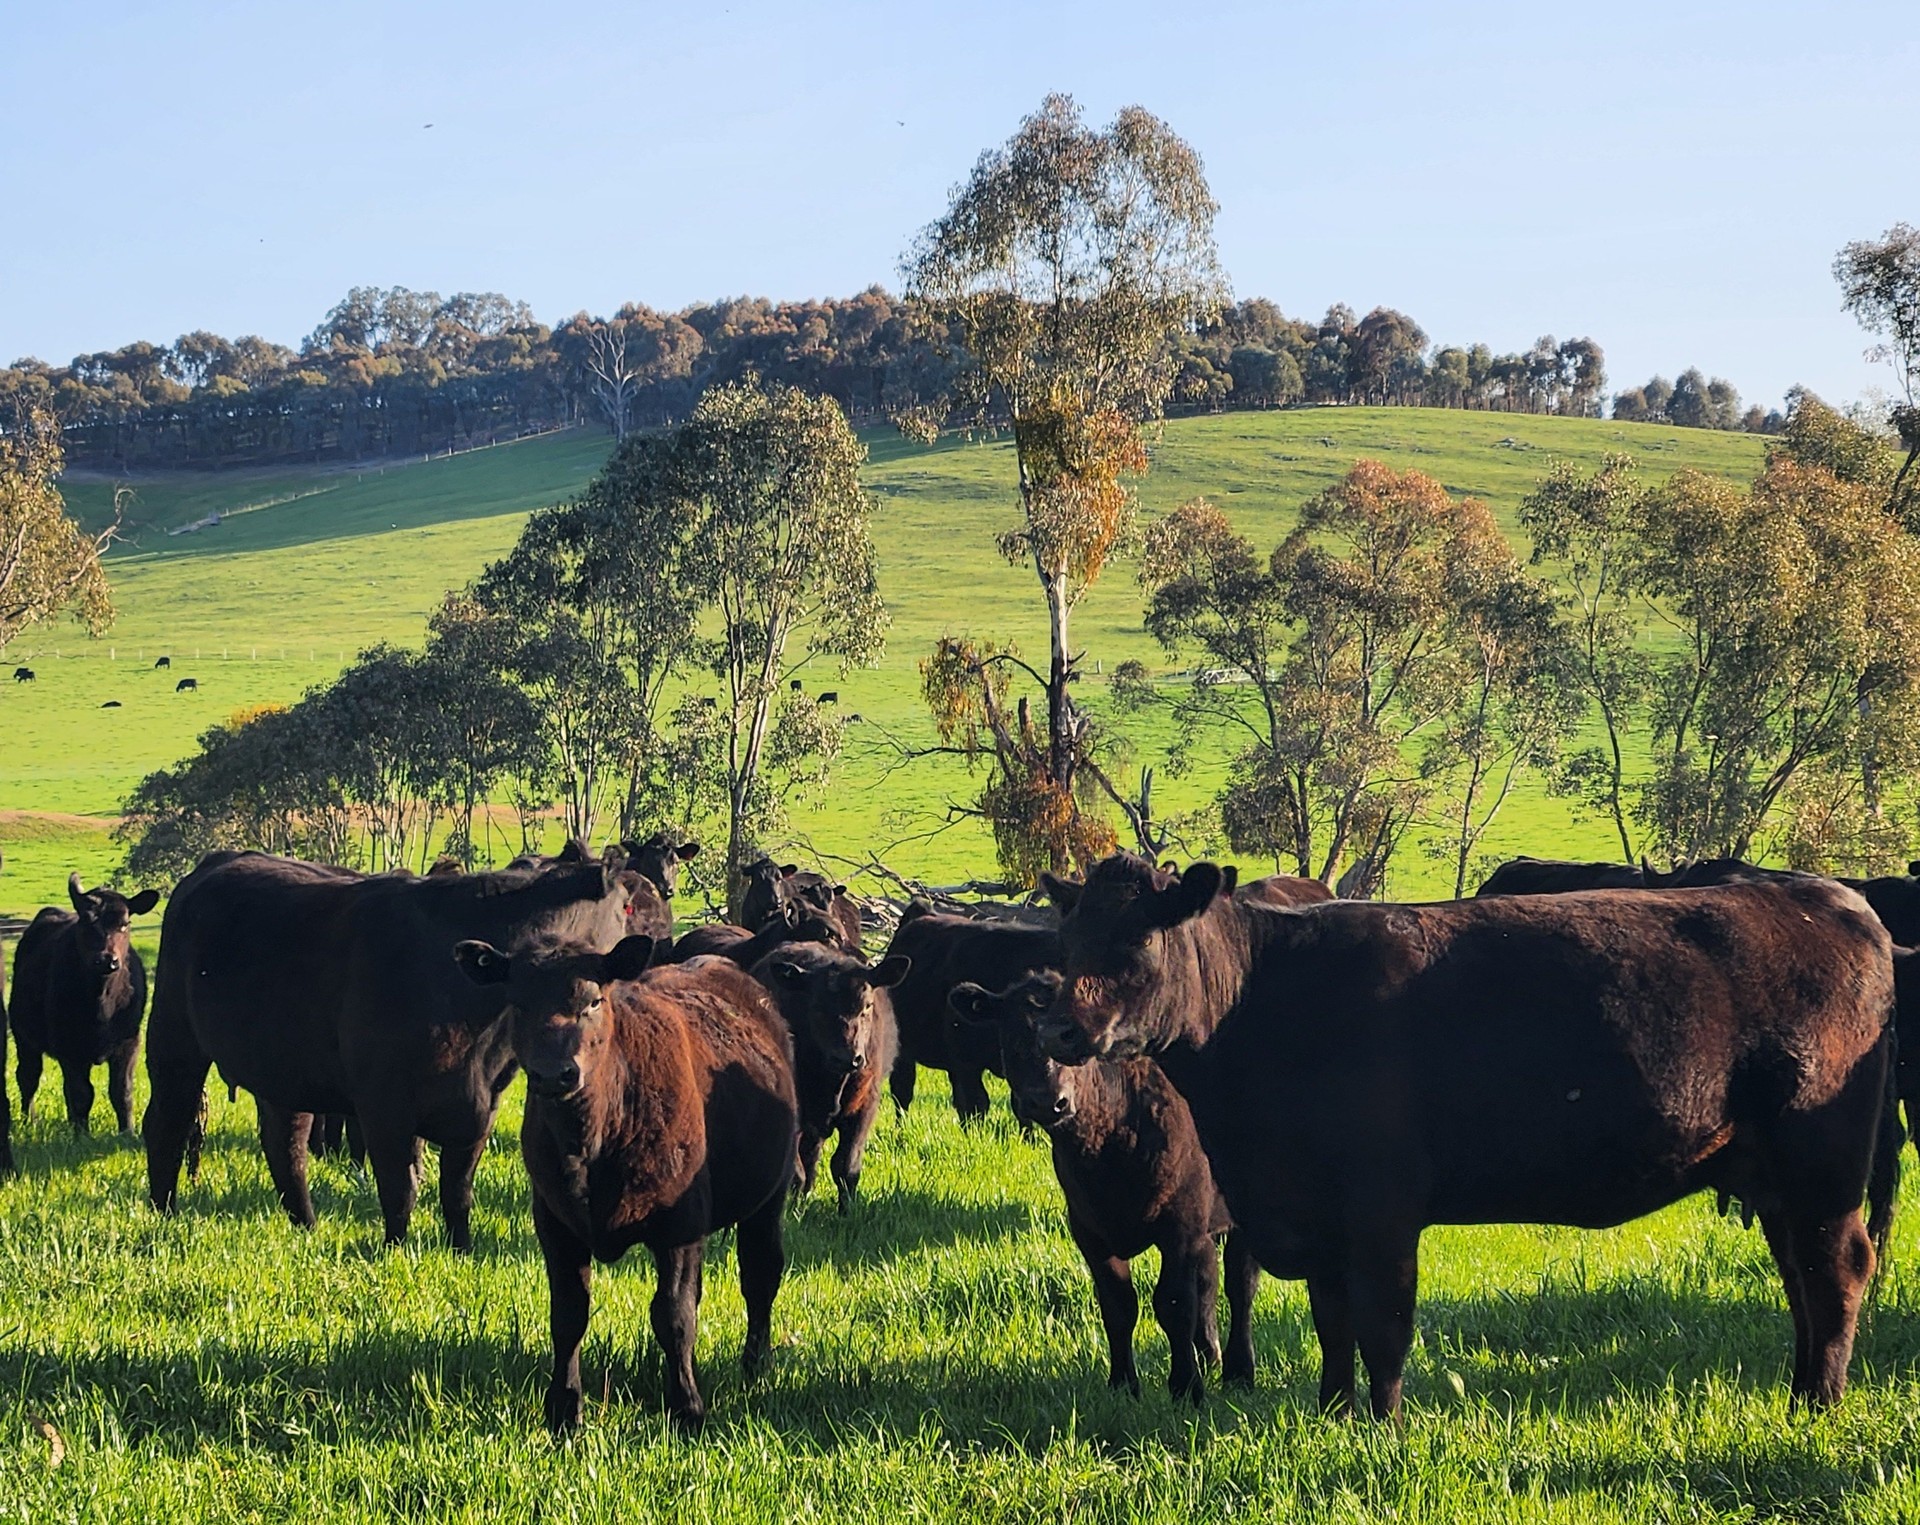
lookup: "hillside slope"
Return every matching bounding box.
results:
[0,410,1766,912]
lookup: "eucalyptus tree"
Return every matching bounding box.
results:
[0,402,115,658]
[905,92,1225,874]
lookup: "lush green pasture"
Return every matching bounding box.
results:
[0,1033,1918,1522]
[10,414,1920,1521]
[0,409,1764,916]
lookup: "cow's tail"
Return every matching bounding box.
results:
[1867,1029,1903,1279]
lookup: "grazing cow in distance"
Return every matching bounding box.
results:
[817,691,838,704]
[12,668,34,683]
[153,656,170,669]
[174,677,197,693]
[950,971,1260,1401]
[454,933,797,1432]
[752,942,908,1209]
[100,701,121,709]
[143,848,640,1249]
[1475,855,1648,896]
[1041,852,1899,1416]
[9,874,161,1136]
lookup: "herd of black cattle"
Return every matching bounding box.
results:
[3,837,1920,1432]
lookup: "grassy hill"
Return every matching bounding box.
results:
[2,408,1768,915]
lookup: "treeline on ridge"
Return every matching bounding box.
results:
[0,285,1768,473]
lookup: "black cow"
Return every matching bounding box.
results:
[154,656,170,669]
[882,901,1059,1122]
[1041,852,1898,1417]
[174,677,197,693]
[143,848,639,1248]
[100,701,121,709]
[951,971,1259,1401]
[621,832,700,943]
[738,857,861,948]
[12,668,34,683]
[751,942,908,1209]
[665,901,849,966]
[9,875,161,1138]
[0,925,10,1174]
[455,934,796,1432]
[1475,856,1649,896]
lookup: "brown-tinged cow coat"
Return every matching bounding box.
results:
[454,934,797,1432]
[1041,853,1898,1417]
[950,971,1260,1402]
[751,942,907,1209]
[143,849,639,1248]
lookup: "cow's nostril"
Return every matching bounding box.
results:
[849,1053,866,1071]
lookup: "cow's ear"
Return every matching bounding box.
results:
[677,841,701,861]
[779,864,798,879]
[127,889,161,916]
[946,981,996,1024]
[866,953,911,989]
[453,940,512,985]
[1150,862,1224,926]
[1038,872,1082,914]
[1219,865,1239,896]
[1908,860,1920,879]
[68,872,89,912]
[600,935,655,984]
[1021,972,1063,1011]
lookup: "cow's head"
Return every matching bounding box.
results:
[757,945,909,1075]
[67,873,160,979]
[949,972,1072,1129]
[453,934,655,1099]
[1036,853,1233,1062]
[627,832,701,898]
[499,848,639,951]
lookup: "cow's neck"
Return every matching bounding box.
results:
[1146,896,1271,1103]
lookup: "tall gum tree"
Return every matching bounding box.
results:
[905,93,1225,874]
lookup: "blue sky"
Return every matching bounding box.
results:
[3,0,1913,411]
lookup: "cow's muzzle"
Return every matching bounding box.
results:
[527,1062,581,1099]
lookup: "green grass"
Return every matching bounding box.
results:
[0,409,1765,917]
[1,1043,1918,1521]
[10,412,1920,1520]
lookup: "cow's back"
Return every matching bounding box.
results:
[885,912,1058,1073]
[1206,879,1891,1242]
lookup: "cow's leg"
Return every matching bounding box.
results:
[794,1128,824,1200]
[829,1096,879,1212]
[650,1240,707,1432]
[950,1064,991,1125]
[1068,1211,1139,1395]
[1351,1238,1419,1421]
[0,1017,12,1174]
[15,1041,43,1123]
[142,1000,211,1210]
[1783,1209,1874,1407]
[531,1190,592,1433]
[346,1113,367,1167]
[888,1053,916,1114]
[437,1135,488,1254]
[1222,1230,1261,1386]
[59,1059,96,1138]
[106,1037,139,1134]
[1193,1232,1223,1372]
[1759,1210,1811,1394]
[361,1120,424,1246]
[1154,1237,1210,1405]
[736,1185,788,1380]
[1306,1268,1357,1415]
[256,1100,318,1229]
